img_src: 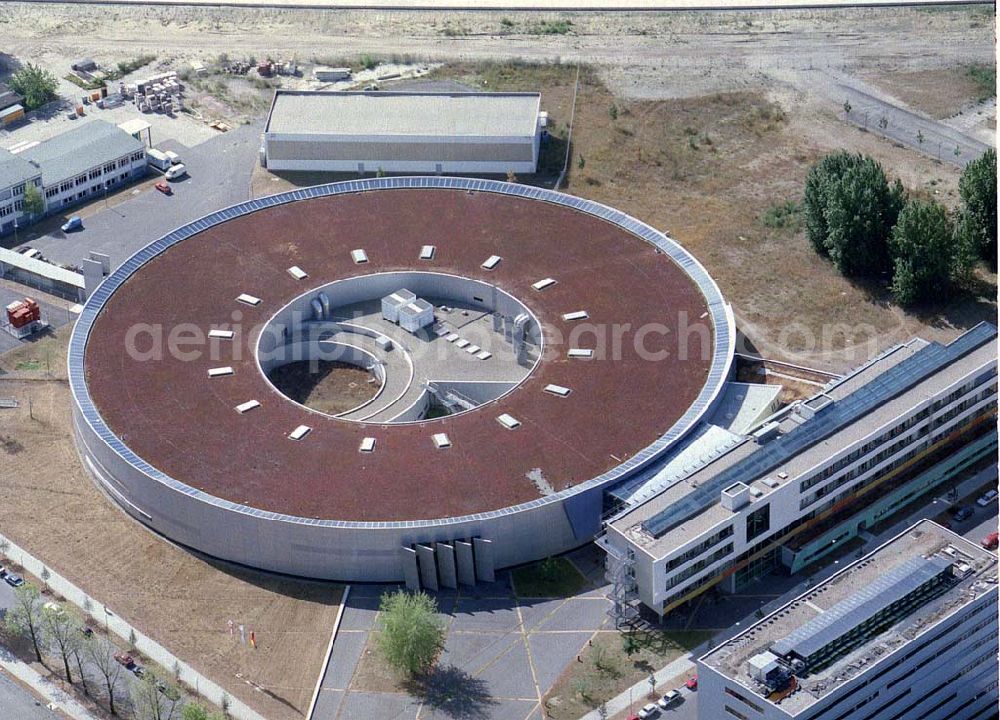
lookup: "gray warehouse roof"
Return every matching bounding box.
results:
[21,119,143,188]
[0,148,40,192]
[265,91,541,138]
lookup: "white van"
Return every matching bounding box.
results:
[164,163,187,181]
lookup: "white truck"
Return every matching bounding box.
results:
[146,148,172,172]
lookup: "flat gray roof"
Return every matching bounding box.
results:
[265,91,541,139]
[21,119,143,188]
[0,148,40,192]
[612,326,998,557]
[700,520,998,715]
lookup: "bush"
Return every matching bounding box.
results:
[9,64,58,110]
[760,200,802,232]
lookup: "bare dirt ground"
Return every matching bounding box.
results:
[0,330,343,720]
[862,65,994,120]
[268,360,382,415]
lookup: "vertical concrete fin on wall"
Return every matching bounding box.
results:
[473,538,495,583]
[400,546,420,592]
[455,540,476,586]
[436,542,458,589]
[416,544,439,592]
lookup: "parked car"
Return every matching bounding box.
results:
[658,690,681,708]
[16,245,41,259]
[61,216,83,232]
[975,489,998,507]
[113,652,135,669]
[685,676,698,691]
[164,163,187,181]
[953,506,975,522]
[132,665,145,678]
[638,703,660,719]
[4,573,24,587]
[981,532,999,550]
[154,181,172,195]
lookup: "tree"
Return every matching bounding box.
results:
[8,64,58,110]
[804,152,904,277]
[957,148,997,268]
[506,169,518,183]
[130,670,181,720]
[88,636,125,716]
[42,606,80,685]
[375,591,444,676]
[181,705,224,720]
[40,566,50,592]
[6,583,47,663]
[22,183,44,217]
[0,538,10,557]
[889,199,955,306]
[73,635,92,698]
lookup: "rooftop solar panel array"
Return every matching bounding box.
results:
[639,321,997,539]
[771,555,953,662]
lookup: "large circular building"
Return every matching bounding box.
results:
[69,177,733,584]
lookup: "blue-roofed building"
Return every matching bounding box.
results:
[601,323,998,620]
[697,519,998,720]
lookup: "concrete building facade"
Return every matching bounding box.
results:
[261,91,544,175]
[698,520,999,720]
[601,322,998,620]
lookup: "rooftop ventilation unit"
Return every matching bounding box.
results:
[208,366,234,378]
[568,348,594,359]
[465,344,481,354]
[749,487,764,498]
[798,394,834,420]
[497,414,521,429]
[287,266,308,280]
[544,384,571,397]
[432,433,451,449]
[753,421,781,444]
[476,350,492,360]
[482,255,501,270]
[236,293,261,306]
[762,477,780,489]
[562,311,589,321]
[419,245,436,260]
[208,329,234,339]
[532,278,556,291]
[289,425,312,441]
[359,437,376,453]
[351,249,368,264]
[721,482,751,511]
[235,400,260,413]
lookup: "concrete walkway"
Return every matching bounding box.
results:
[0,532,267,720]
[0,651,98,720]
[579,652,700,720]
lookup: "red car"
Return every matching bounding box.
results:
[154,181,172,195]
[685,676,698,691]
[981,532,998,550]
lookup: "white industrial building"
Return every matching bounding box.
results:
[0,120,146,237]
[600,322,998,620]
[261,90,544,175]
[698,519,999,720]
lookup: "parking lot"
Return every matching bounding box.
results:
[15,121,262,271]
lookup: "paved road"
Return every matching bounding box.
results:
[829,74,992,168]
[0,664,68,720]
[23,122,262,270]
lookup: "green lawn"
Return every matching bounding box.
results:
[512,557,588,598]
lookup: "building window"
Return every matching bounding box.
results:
[45,187,58,199]
[89,169,102,180]
[12,183,24,196]
[746,505,770,542]
[724,707,749,720]
[0,205,11,217]
[104,163,115,174]
[13,200,22,211]
[60,181,73,193]
[75,175,87,186]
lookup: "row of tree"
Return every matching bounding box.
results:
[4,581,223,720]
[803,149,996,306]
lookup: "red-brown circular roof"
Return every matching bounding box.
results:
[82,185,716,522]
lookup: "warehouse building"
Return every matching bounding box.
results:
[261,90,544,175]
[601,322,998,620]
[698,519,998,720]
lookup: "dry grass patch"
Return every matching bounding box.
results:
[863,64,996,119]
[0,329,343,720]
